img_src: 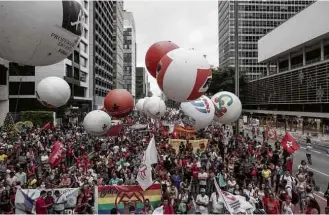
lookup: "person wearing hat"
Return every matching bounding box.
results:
[196,188,209,214]
[281,195,294,214]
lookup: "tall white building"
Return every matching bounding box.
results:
[7,0,91,113]
[123,11,136,97]
[218,0,314,80]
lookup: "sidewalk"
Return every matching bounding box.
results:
[243,125,329,148]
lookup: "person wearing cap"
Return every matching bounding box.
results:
[196,188,209,214]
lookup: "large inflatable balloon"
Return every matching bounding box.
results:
[180,95,215,130]
[0,1,83,66]
[83,110,112,136]
[135,99,145,112]
[211,91,242,124]
[104,89,134,118]
[157,48,212,102]
[36,76,71,108]
[143,97,151,113]
[145,41,179,78]
[143,97,166,119]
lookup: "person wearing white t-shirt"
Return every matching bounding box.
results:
[198,168,208,191]
[196,188,209,214]
[53,190,67,214]
[210,191,224,214]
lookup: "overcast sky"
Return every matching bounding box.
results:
[124,1,218,96]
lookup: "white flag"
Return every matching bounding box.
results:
[152,206,164,215]
[136,163,153,191]
[143,136,158,165]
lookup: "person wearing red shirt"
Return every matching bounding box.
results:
[163,198,174,214]
[265,193,280,214]
[35,191,52,215]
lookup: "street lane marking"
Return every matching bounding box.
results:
[314,193,327,202]
[313,150,321,154]
[308,167,329,178]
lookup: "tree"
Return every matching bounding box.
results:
[207,67,246,102]
[2,112,16,133]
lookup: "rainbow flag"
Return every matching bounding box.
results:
[96,184,161,214]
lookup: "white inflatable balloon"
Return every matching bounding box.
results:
[135,99,145,112]
[143,97,166,119]
[156,48,212,102]
[180,95,215,130]
[211,91,242,124]
[0,1,83,66]
[36,76,71,108]
[83,110,112,136]
[143,97,151,113]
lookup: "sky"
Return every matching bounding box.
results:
[124,1,218,96]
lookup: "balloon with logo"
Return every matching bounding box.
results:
[135,99,145,112]
[157,48,212,102]
[180,95,215,130]
[104,89,134,118]
[145,41,179,78]
[211,91,242,124]
[143,97,166,119]
[0,0,83,66]
[83,110,111,136]
[36,76,71,108]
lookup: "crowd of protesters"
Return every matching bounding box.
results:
[0,109,328,214]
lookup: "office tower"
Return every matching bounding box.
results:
[135,67,149,99]
[8,0,91,113]
[89,0,124,108]
[123,11,136,97]
[0,59,9,126]
[218,0,314,80]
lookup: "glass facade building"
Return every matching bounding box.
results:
[218,0,314,80]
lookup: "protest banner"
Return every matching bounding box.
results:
[95,184,161,214]
[168,139,208,153]
[15,188,79,214]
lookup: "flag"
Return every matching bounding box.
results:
[41,122,51,130]
[152,206,164,215]
[137,137,157,190]
[214,178,254,214]
[48,141,64,168]
[143,136,158,165]
[105,124,123,136]
[280,132,300,154]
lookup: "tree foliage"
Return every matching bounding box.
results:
[207,67,246,102]
[3,112,16,134]
[20,111,53,126]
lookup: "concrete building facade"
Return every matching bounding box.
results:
[89,1,124,107]
[244,1,329,119]
[135,67,149,99]
[123,11,136,97]
[218,0,314,80]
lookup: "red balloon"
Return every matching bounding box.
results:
[104,89,134,118]
[145,41,179,78]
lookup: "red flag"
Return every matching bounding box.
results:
[48,141,64,168]
[41,122,51,130]
[280,133,300,154]
[105,124,123,137]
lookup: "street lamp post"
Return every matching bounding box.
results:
[234,0,240,136]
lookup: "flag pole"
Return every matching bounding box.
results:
[213,178,233,215]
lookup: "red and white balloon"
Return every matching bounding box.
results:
[156,48,212,102]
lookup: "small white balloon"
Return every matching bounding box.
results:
[83,110,112,136]
[180,95,215,130]
[211,91,242,124]
[36,76,71,108]
[0,0,83,66]
[143,97,166,119]
[135,99,145,112]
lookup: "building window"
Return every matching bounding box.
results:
[83,29,88,39]
[0,66,7,85]
[80,42,87,53]
[9,82,35,95]
[80,56,87,67]
[9,63,35,76]
[66,65,73,78]
[84,0,88,9]
[80,72,87,82]
[74,50,80,64]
